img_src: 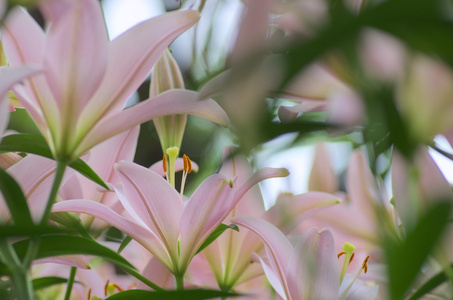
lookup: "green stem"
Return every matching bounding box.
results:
[0,240,33,300]
[175,274,184,290]
[22,237,40,269]
[64,267,77,300]
[39,161,67,226]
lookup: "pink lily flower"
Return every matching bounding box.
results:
[59,126,140,232]
[233,216,379,300]
[52,160,288,281]
[0,65,41,143]
[199,150,340,292]
[2,1,228,161]
[392,146,453,228]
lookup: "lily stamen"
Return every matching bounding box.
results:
[362,255,370,274]
[163,154,168,174]
[181,154,192,197]
[339,242,356,285]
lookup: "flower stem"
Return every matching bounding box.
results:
[64,266,77,300]
[0,239,33,300]
[175,274,184,290]
[39,160,67,226]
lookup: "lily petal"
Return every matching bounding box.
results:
[230,167,289,212]
[115,161,183,258]
[52,200,172,269]
[77,10,200,135]
[40,0,108,114]
[76,90,229,157]
[287,228,339,299]
[231,216,293,299]
[179,174,235,270]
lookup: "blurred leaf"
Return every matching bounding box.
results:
[196,224,239,254]
[33,276,79,291]
[0,262,10,276]
[280,0,453,88]
[0,134,108,189]
[408,267,451,300]
[361,84,416,163]
[106,289,240,300]
[385,201,452,300]
[0,168,33,227]
[0,225,64,237]
[0,289,10,298]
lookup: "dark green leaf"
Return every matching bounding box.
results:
[0,168,33,227]
[0,134,108,190]
[385,201,452,300]
[33,276,80,291]
[0,262,10,276]
[0,225,64,237]
[196,224,239,254]
[13,235,133,269]
[12,235,162,291]
[106,289,240,300]
[0,289,10,299]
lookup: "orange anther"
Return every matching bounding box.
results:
[337,251,346,258]
[183,154,192,173]
[349,252,355,264]
[87,288,92,300]
[362,255,370,274]
[104,280,110,296]
[163,154,167,173]
[113,282,124,292]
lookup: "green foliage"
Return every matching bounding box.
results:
[196,223,239,254]
[0,168,33,227]
[106,289,240,300]
[32,276,77,291]
[385,201,452,300]
[0,134,108,190]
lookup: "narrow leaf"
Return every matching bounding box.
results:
[33,276,80,291]
[12,235,163,291]
[0,168,33,226]
[385,201,452,300]
[13,235,134,268]
[0,134,108,190]
[106,289,240,300]
[117,236,132,254]
[408,269,449,300]
[196,223,239,254]
[0,225,63,237]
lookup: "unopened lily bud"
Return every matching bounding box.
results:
[150,48,187,153]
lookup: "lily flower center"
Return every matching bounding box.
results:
[162,146,193,197]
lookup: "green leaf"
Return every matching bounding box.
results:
[0,168,33,227]
[408,268,450,300]
[0,225,64,237]
[12,235,163,291]
[0,262,10,276]
[196,224,239,254]
[117,236,132,254]
[13,235,133,268]
[0,134,109,190]
[385,201,452,300]
[33,276,79,291]
[106,289,240,300]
